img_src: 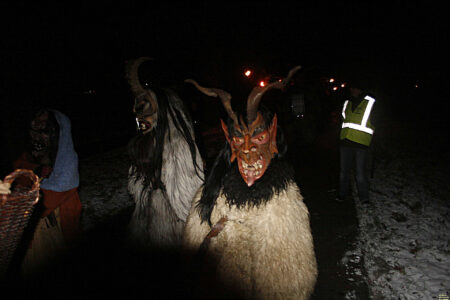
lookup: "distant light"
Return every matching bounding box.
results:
[414,84,419,88]
[333,86,338,91]
[341,83,346,88]
[244,70,252,77]
[260,81,266,87]
[329,78,335,83]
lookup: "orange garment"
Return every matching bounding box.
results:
[41,188,82,243]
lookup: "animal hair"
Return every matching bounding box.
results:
[128,87,203,194]
[127,86,204,248]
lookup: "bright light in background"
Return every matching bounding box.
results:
[333,86,338,91]
[329,78,335,83]
[341,83,346,88]
[244,70,252,77]
[260,81,266,87]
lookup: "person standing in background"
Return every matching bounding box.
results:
[337,79,376,204]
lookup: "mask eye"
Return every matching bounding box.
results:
[251,131,269,144]
[233,137,244,145]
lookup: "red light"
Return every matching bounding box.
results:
[260,81,266,87]
[333,86,338,91]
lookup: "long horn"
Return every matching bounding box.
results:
[125,57,153,97]
[247,65,302,124]
[185,79,239,125]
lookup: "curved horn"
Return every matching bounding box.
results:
[247,65,302,124]
[125,57,153,97]
[185,79,239,125]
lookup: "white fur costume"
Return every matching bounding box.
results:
[183,181,317,299]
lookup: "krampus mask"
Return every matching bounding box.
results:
[126,57,158,134]
[30,109,59,165]
[186,66,300,186]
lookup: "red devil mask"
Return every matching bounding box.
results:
[221,113,278,186]
[185,65,301,186]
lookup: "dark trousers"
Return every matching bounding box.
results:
[339,145,370,201]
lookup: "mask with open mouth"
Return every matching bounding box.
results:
[126,57,159,135]
[29,110,58,160]
[222,113,278,186]
[133,92,158,134]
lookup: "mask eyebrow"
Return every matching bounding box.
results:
[234,131,244,138]
[253,126,266,136]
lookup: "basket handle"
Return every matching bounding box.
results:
[2,169,40,204]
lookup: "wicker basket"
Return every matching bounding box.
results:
[0,169,40,278]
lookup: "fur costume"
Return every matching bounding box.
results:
[126,58,204,249]
[183,68,317,299]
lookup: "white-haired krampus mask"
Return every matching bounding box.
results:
[186,65,300,186]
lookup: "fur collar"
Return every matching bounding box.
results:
[197,157,295,225]
[222,159,294,208]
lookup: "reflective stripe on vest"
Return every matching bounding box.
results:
[342,100,349,119]
[342,95,375,135]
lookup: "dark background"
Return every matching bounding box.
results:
[1,1,448,177]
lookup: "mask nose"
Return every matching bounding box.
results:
[242,135,258,159]
[243,135,251,154]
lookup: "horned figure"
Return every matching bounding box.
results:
[126,57,204,249]
[183,66,317,299]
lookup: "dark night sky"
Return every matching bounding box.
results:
[1,1,448,168]
[2,1,448,94]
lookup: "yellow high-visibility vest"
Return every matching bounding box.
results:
[340,95,375,146]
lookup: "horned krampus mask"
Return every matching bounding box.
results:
[186,66,301,186]
[125,57,158,134]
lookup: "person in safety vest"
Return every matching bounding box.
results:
[336,79,375,204]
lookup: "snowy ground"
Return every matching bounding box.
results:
[342,117,450,299]
[76,114,449,299]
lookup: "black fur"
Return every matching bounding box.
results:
[197,107,294,225]
[222,159,294,208]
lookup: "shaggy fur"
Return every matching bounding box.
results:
[128,88,204,249]
[183,110,317,299]
[184,181,317,299]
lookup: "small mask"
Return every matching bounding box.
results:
[30,110,56,159]
[133,93,158,134]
